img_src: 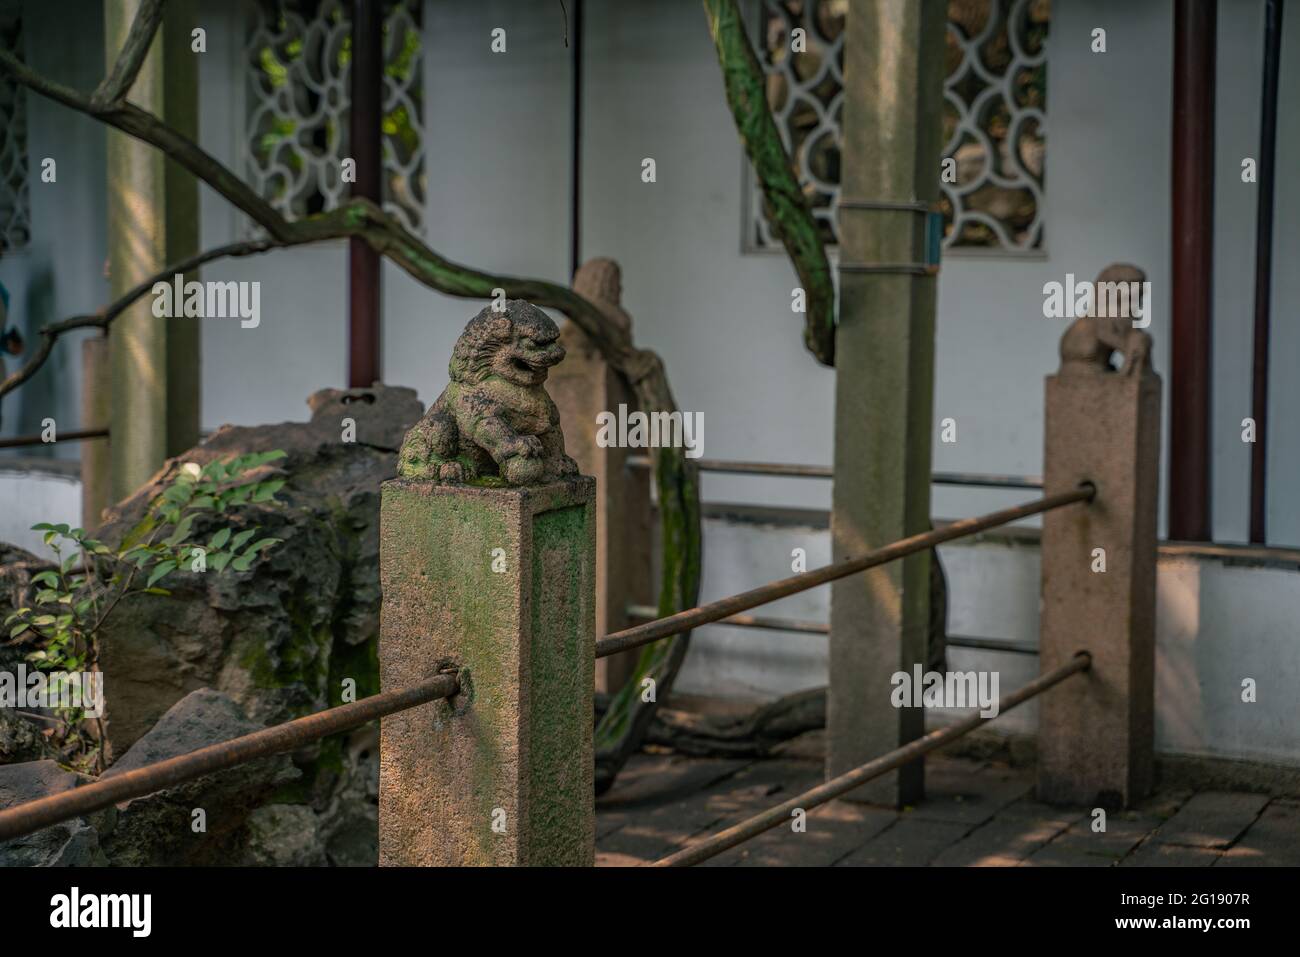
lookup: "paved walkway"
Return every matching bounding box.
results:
[595,752,1300,866]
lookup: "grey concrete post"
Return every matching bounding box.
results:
[828,0,946,806]
[378,477,596,866]
[1038,266,1161,807]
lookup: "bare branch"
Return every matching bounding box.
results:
[91,0,167,110]
[0,241,280,398]
[0,49,89,115]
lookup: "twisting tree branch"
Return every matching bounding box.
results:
[91,0,166,110]
[703,0,836,366]
[0,0,700,790]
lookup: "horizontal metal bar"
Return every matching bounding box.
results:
[651,652,1092,867]
[0,428,109,450]
[947,634,1039,655]
[625,455,1042,489]
[627,604,830,635]
[0,672,459,843]
[596,485,1093,659]
[627,605,1037,654]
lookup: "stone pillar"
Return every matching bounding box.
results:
[379,477,596,866]
[827,0,946,806]
[1038,268,1161,807]
[106,0,199,501]
[549,258,651,695]
[80,336,111,527]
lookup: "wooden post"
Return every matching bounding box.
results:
[827,0,946,806]
[1038,271,1161,807]
[378,477,596,866]
[105,0,199,500]
[549,259,651,695]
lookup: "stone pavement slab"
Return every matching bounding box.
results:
[708,800,898,867]
[1217,801,1300,867]
[931,799,1080,866]
[1024,810,1163,866]
[834,816,972,866]
[1149,791,1270,849]
[595,753,1297,868]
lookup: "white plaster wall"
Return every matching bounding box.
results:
[0,461,80,552]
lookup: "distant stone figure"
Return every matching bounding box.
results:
[398,300,579,486]
[1059,263,1152,376]
[571,257,631,335]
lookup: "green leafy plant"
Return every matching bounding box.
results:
[4,450,288,770]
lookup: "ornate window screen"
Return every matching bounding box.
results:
[0,5,30,253]
[245,0,425,234]
[745,0,1049,254]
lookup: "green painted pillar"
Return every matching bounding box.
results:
[105,0,199,502]
[828,0,946,806]
[378,477,596,866]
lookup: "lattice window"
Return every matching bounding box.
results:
[745,0,1048,254]
[0,5,30,253]
[245,0,425,234]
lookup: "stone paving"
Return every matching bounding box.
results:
[595,751,1300,867]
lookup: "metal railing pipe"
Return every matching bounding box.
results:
[625,455,1043,489]
[0,428,109,450]
[0,673,459,842]
[652,652,1092,867]
[596,485,1093,659]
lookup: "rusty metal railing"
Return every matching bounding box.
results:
[0,427,109,451]
[596,484,1093,659]
[626,454,1043,490]
[0,672,458,843]
[625,604,1040,655]
[651,652,1092,867]
[1,485,1093,857]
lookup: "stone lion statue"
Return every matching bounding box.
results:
[1059,263,1152,377]
[398,300,579,486]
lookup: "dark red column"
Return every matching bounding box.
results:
[1169,0,1216,541]
[348,0,383,387]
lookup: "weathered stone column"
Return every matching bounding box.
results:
[380,299,595,866]
[828,0,946,806]
[549,258,652,695]
[379,478,595,865]
[1038,265,1161,807]
[105,0,200,501]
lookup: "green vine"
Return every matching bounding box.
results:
[704,0,837,366]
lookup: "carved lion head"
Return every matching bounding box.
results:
[449,300,566,387]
